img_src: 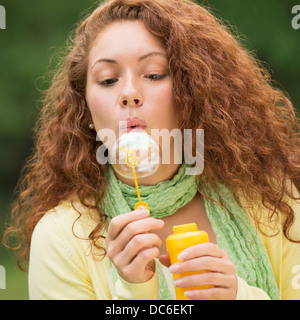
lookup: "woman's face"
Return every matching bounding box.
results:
[86,20,179,150]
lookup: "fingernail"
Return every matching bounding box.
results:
[184,291,193,298]
[169,263,179,273]
[174,278,183,287]
[177,251,188,261]
[136,209,149,217]
[157,219,164,226]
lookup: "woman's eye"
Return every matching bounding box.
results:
[146,74,166,81]
[98,78,118,86]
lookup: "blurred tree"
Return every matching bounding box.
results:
[206,0,300,109]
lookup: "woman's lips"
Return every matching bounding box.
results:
[126,117,147,133]
[127,125,147,133]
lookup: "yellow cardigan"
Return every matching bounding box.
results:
[28,186,300,300]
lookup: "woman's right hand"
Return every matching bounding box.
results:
[105,209,164,283]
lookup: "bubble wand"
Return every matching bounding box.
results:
[125,151,149,212]
[111,131,160,214]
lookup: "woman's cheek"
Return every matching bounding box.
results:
[149,81,173,105]
[86,89,116,131]
[151,84,178,129]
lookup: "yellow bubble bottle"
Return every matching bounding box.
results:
[166,223,212,300]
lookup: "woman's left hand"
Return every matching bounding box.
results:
[167,242,238,300]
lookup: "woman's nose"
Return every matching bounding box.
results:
[121,98,142,107]
[119,79,143,108]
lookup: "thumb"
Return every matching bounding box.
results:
[159,254,171,267]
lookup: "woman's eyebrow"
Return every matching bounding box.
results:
[91,51,166,70]
[138,51,166,61]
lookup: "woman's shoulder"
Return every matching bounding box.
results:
[29,200,108,299]
[238,180,300,229]
[36,200,79,229]
[32,199,104,252]
[283,181,300,239]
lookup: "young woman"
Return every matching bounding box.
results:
[4,0,300,300]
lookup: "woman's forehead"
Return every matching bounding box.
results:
[88,20,166,64]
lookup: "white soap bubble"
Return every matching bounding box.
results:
[110,131,160,179]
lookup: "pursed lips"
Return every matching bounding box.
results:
[126,117,147,132]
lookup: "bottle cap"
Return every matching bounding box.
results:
[173,223,198,234]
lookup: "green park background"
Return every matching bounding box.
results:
[0,0,300,300]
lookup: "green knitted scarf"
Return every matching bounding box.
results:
[101,163,279,300]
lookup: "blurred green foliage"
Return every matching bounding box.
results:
[0,0,299,300]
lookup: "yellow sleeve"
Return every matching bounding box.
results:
[29,203,160,300]
[239,182,300,300]
[236,277,270,300]
[281,183,300,300]
[114,263,159,300]
[29,212,97,300]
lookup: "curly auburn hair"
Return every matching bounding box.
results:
[4,0,300,270]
